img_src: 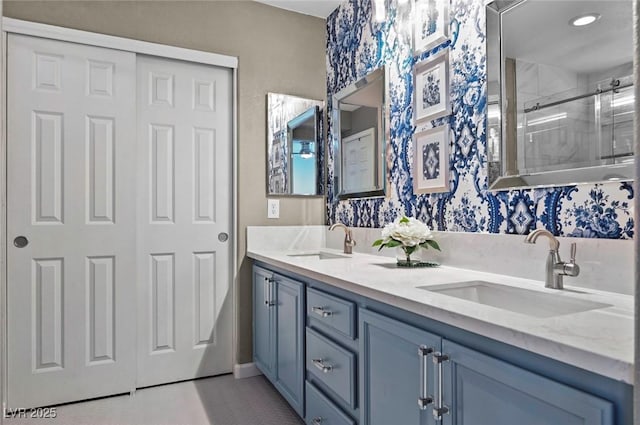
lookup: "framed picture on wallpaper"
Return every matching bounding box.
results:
[413,0,449,54]
[414,49,450,122]
[413,124,449,194]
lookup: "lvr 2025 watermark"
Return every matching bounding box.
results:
[3,407,57,419]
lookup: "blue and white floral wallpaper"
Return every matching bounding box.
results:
[325,0,634,239]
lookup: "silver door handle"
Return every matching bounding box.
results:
[312,358,333,373]
[418,345,434,409]
[312,417,323,425]
[218,232,229,242]
[311,306,333,317]
[263,277,275,306]
[432,352,450,420]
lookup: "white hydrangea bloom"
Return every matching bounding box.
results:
[381,216,434,247]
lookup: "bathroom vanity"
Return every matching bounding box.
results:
[248,228,633,425]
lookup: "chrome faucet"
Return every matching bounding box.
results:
[524,229,580,289]
[329,222,356,254]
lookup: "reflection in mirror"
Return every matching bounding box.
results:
[289,106,320,195]
[487,0,634,190]
[333,66,388,199]
[267,93,324,196]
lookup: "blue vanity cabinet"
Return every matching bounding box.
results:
[253,265,275,380]
[359,309,441,425]
[440,340,614,425]
[359,307,615,425]
[252,265,305,417]
[252,262,629,424]
[305,286,360,425]
[274,275,305,416]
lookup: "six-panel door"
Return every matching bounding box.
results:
[135,55,233,387]
[359,309,441,425]
[7,34,138,408]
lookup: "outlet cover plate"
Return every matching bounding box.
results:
[267,199,280,219]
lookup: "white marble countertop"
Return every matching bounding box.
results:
[247,247,634,384]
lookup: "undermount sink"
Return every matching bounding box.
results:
[418,281,611,318]
[287,251,349,260]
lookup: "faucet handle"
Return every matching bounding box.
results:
[562,242,580,277]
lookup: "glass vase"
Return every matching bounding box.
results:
[395,246,421,267]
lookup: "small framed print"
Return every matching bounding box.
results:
[414,49,450,122]
[413,0,449,54]
[413,124,449,194]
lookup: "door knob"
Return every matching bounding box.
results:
[218,232,229,242]
[13,236,29,248]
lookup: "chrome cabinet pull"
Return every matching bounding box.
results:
[312,358,333,373]
[432,352,450,420]
[418,345,434,409]
[263,277,276,306]
[311,417,323,425]
[311,306,333,317]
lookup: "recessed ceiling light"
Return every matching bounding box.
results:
[569,13,601,27]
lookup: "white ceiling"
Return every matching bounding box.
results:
[255,0,342,18]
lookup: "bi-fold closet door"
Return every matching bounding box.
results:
[7,33,233,408]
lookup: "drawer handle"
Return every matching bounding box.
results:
[312,417,323,425]
[311,306,333,317]
[432,352,450,420]
[312,358,333,373]
[418,345,434,410]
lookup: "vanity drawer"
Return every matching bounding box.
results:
[307,287,356,339]
[306,328,356,408]
[305,381,355,425]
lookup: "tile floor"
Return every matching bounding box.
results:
[3,374,303,425]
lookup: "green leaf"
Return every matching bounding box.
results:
[404,245,418,256]
[399,216,409,224]
[372,239,383,247]
[422,240,441,251]
[384,239,402,248]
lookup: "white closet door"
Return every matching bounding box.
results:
[136,55,233,387]
[7,34,137,408]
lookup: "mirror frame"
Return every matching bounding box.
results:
[266,93,324,197]
[486,0,635,192]
[332,66,389,199]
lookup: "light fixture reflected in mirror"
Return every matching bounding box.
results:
[569,13,600,27]
[372,0,386,22]
[297,141,314,159]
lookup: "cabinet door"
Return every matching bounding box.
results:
[360,309,441,425]
[275,275,305,416]
[441,340,614,425]
[253,266,275,380]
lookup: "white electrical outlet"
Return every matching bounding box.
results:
[267,199,280,219]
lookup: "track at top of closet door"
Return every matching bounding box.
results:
[135,54,233,388]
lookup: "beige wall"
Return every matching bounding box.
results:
[3,0,327,364]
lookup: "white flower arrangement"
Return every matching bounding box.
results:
[372,216,440,262]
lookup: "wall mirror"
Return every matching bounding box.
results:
[333,66,388,199]
[487,0,634,190]
[267,93,324,196]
